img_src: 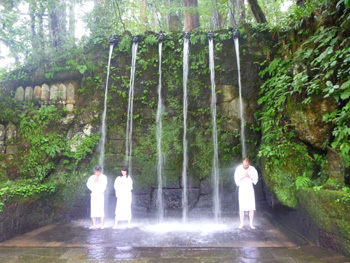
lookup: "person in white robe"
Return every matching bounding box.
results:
[86,166,107,229]
[234,158,258,229]
[113,166,133,228]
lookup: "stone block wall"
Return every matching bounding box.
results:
[14,82,76,111]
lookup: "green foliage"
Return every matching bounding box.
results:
[63,134,100,170]
[19,105,67,181]
[0,179,57,212]
[296,172,312,190]
[118,35,132,53]
[257,0,350,207]
[335,187,350,208]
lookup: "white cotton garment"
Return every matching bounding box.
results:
[114,175,133,221]
[86,174,107,217]
[234,165,258,211]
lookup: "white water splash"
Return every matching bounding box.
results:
[125,42,138,174]
[208,38,221,223]
[156,41,164,221]
[234,38,246,158]
[98,44,114,167]
[182,38,190,223]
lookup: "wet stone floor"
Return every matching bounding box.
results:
[0,214,349,263]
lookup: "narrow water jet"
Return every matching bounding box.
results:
[182,33,190,223]
[125,36,139,174]
[208,31,221,223]
[156,33,165,221]
[98,42,115,167]
[233,30,246,158]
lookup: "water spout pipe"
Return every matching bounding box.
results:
[207,31,214,40]
[232,29,240,39]
[109,34,120,45]
[132,35,141,43]
[157,32,166,43]
[182,32,191,40]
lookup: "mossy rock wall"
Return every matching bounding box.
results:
[297,189,350,256]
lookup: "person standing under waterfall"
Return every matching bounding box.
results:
[234,158,258,229]
[113,166,133,229]
[86,165,108,229]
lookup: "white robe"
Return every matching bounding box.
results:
[114,175,133,221]
[234,164,258,211]
[86,174,107,218]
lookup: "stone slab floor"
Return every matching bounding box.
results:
[0,214,349,263]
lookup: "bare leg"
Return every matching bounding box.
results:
[249,211,255,229]
[89,217,97,229]
[239,211,244,228]
[100,217,105,229]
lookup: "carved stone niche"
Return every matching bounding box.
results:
[14,86,24,101]
[67,83,75,100]
[50,84,59,102]
[34,86,42,101]
[5,123,16,141]
[59,83,67,104]
[0,124,5,141]
[25,86,34,101]
[41,84,50,102]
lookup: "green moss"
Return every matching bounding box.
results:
[298,189,350,238]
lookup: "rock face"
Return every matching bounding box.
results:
[287,96,337,149]
[325,146,344,189]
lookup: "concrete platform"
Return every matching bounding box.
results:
[0,214,349,263]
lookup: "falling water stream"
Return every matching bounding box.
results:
[208,37,221,222]
[125,41,139,174]
[182,37,190,223]
[98,44,114,167]
[234,37,246,158]
[156,41,164,221]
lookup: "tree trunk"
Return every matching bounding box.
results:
[228,0,246,28]
[68,1,75,43]
[228,0,237,28]
[29,2,37,50]
[184,0,199,31]
[247,0,267,24]
[140,0,148,26]
[168,0,182,32]
[211,0,221,30]
[37,4,45,50]
[49,0,67,48]
[237,0,246,23]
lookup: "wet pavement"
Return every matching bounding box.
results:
[0,213,349,263]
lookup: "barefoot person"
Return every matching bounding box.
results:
[234,158,258,229]
[113,166,133,228]
[86,166,107,229]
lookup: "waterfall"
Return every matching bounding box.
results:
[98,44,114,167]
[156,41,164,221]
[208,37,221,223]
[182,37,190,222]
[125,42,138,174]
[234,37,246,158]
